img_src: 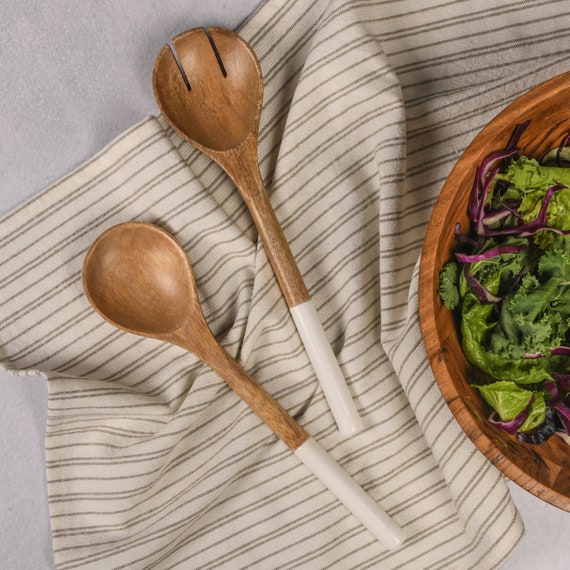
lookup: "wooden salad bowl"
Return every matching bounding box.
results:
[419,70,570,512]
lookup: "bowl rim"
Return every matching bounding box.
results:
[419,70,570,512]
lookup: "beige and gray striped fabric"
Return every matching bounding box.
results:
[2,0,569,567]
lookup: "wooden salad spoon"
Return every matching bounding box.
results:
[152,27,362,436]
[82,221,404,550]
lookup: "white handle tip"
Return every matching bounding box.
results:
[295,437,405,550]
[290,301,362,434]
[338,414,364,437]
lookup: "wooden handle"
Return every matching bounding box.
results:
[210,134,311,307]
[170,320,309,451]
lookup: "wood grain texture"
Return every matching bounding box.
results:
[153,27,310,307]
[83,222,309,451]
[419,71,570,511]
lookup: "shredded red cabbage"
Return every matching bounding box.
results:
[455,243,527,263]
[470,148,520,236]
[552,372,570,392]
[489,408,529,434]
[553,401,570,434]
[463,266,501,304]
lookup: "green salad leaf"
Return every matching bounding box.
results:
[438,262,460,310]
[481,235,570,362]
[474,381,532,422]
[497,157,570,249]
[520,391,547,432]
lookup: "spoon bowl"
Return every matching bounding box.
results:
[82,221,404,549]
[83,223,193,335]
[153,28,261,151]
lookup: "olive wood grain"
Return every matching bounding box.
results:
[419,71,570,511]
[152,27,310,308]
[82,222,308,451]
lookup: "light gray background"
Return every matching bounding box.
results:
[0,2,567,569]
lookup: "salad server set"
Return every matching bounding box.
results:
[82,27,404,549]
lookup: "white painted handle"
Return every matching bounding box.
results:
[290,300,362,435]
[294,437,405,550]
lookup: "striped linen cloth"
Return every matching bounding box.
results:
[2,0,569,567]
